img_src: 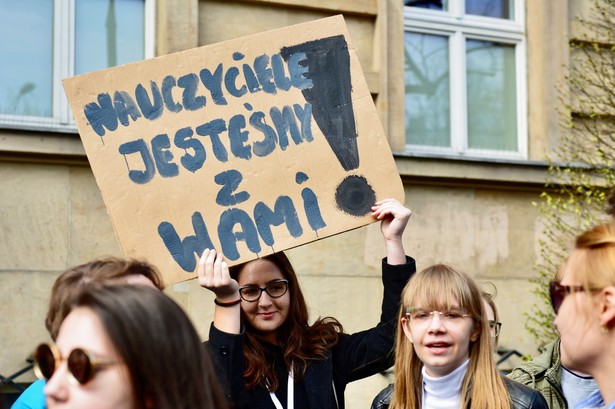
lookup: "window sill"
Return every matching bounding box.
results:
[0,129,87,165]
[393,151,550,190]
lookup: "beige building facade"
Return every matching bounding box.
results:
[0,0,584,407]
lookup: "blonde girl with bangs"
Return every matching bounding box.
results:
[371,264,548,409]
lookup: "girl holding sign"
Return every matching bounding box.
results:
[199,198,415,409]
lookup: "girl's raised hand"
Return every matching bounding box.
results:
[197,249,239,300]
[371,198,411,242]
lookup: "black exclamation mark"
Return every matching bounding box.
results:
[281,35,376,217]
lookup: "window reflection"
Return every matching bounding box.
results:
[0,0,53,117]
[405,0,447,11]
[0,0,146,128]
[76,0,145,75]
[405,32,450,147]
[465,0,513,19]
[466,39,517,151]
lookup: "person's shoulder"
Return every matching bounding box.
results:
[370,384,394,409]
[507,363,540,384]
[10,379,46,409]
[575,389,608,409]
[503,377,549,409]
[507,339,560,382]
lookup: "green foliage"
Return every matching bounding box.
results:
[527,0,615,348]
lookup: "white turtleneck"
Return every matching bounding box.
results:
[422,359,469,409]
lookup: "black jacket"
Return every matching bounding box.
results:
[505,377,550,409]
[206,257,416,409]
[371,377,549,409]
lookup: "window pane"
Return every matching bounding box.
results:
[76,0,145,75]
[405,0,448,11]
[465,0,514,19]
[0,0,53,117]
[405,33,450,147]
[466,40,517,151]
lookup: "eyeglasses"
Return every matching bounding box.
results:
[239,279,289,302]
[549,280,599,314]
[488,320,502,337]
[33,343,121,385]
[406,307,471,326]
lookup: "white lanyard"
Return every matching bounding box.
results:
[269,368,294,409]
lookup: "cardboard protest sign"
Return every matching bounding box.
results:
[63,15,404,284]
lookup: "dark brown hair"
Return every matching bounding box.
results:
[229,252,343,390]
[74,285,228,409]
[45,257,164,339]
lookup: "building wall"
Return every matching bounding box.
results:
[0,1,577,408]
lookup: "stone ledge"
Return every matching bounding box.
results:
[394,153,551,191]
[0,130,87,166]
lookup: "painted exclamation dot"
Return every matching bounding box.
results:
[281,35,375,217]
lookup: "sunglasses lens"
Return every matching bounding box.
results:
[34,344,56,380]
[549,281,562,314]
[68,348,92,384]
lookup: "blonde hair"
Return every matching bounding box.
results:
[567,222,615,292]
[389,264,510,409]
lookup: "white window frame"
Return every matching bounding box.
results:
[403,1,527,160]
[0,0,155,134]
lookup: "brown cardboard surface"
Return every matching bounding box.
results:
[63,15,403,285]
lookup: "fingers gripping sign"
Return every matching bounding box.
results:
[198,249,241,334]
[371,199,411,266]
[372,199,411,241]
[198,249,239,297]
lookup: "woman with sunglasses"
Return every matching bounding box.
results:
[371,264,548,409]
[37,284,228,409]
[12,257,164,409]
[199,198,415,409]
[549,222,615,409]
[508,273,597,409]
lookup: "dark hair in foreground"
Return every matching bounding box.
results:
[74,285,228,409]
[229,252,344,391]
[45,257,164,340]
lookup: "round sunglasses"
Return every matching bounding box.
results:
[549,280,600,314]
[33,343,121,385]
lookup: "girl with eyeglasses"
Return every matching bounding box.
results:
[198,198,415,409]
[371,264,548,409]
[481,289,502,350]
[38,285,228,409]
[550,222,615,409]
